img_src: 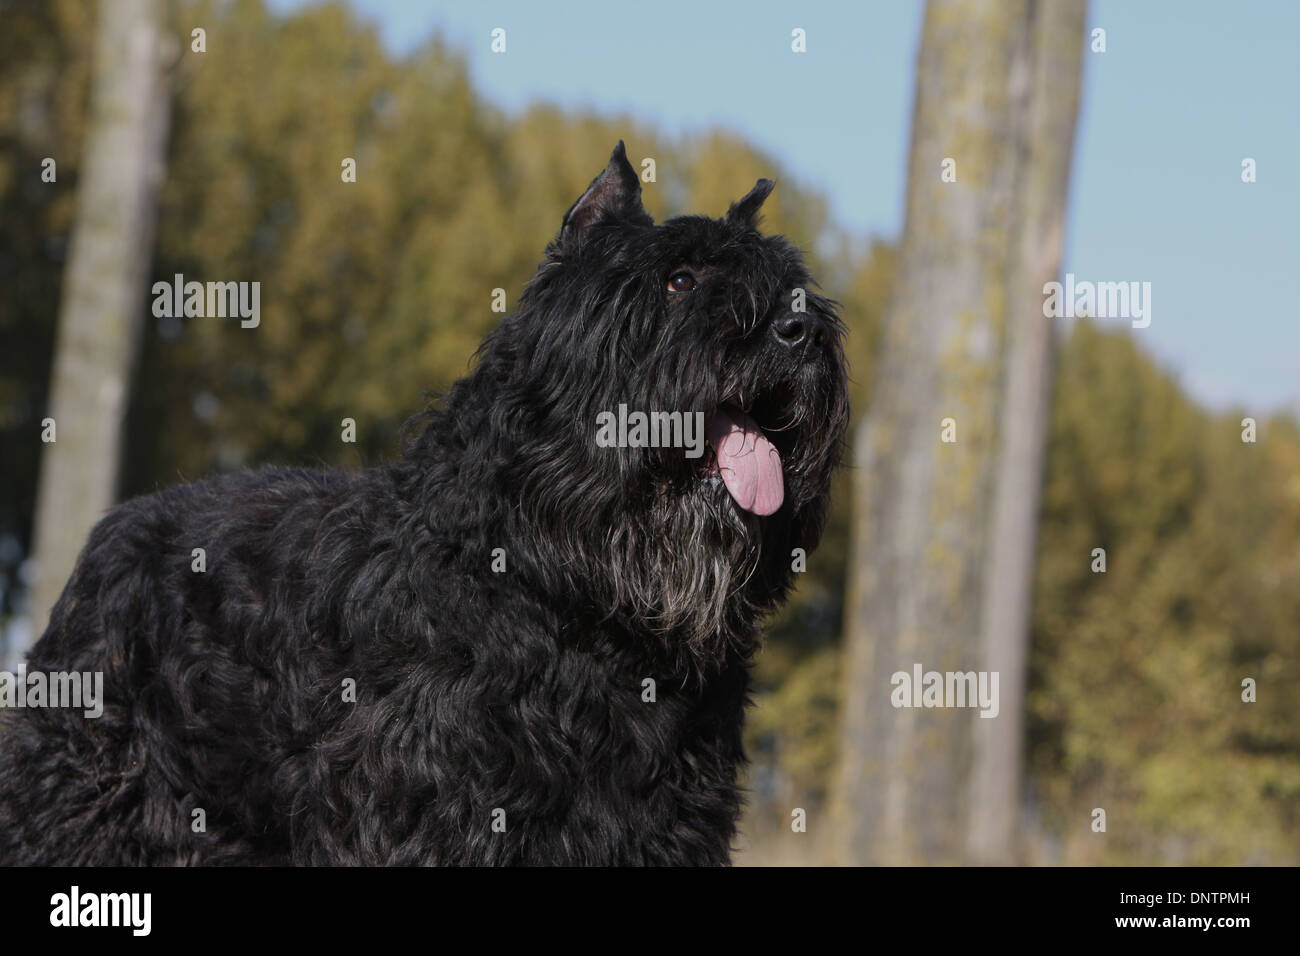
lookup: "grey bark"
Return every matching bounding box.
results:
[837,0,1086,864]
[19,0,173,666]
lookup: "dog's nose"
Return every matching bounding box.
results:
[773,315,807,347]
[773,314,826,348]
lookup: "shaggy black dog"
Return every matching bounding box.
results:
[0,143,848,865]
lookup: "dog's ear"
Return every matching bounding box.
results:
[725,178,775,228]
[562,141,652,239]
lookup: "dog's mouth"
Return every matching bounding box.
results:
[703,390,794,516]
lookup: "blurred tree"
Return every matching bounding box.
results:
[24,0,174,656]
[1027,319,1300,864]
[0,0,96,645]
[836,0,1086,864]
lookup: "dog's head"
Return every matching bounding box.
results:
[442,142,848,661]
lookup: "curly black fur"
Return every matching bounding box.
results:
[0,143,848,865]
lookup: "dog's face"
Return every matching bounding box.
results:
[467,143,848,659]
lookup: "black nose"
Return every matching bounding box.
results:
[773,314,825,348]
[773,315,807,346]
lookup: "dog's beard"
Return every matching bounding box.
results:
[600,476,762,662]
[583,385,840,665]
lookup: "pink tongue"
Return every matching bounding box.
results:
[706,407,784,516]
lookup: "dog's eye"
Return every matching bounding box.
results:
[667,270,697,294]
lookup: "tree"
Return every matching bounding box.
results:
[836,0,1086,864]
[22,0,173,658]
[1027,320,1300,864]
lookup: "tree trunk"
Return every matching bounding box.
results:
[836,0,1086,865]
[20,0,172,664]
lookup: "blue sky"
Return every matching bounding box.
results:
[271,0,1300,414]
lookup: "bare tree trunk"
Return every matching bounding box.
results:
[836,0,1086,865]
[20,0,172,664]
[967,0,1086,865]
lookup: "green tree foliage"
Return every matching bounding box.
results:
[1028,318,1300,863]
[131,0,512,482]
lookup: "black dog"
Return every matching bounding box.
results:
[0,143,848,865]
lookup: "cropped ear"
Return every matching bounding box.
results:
[725,178,775,228]
[561,141,652,239]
